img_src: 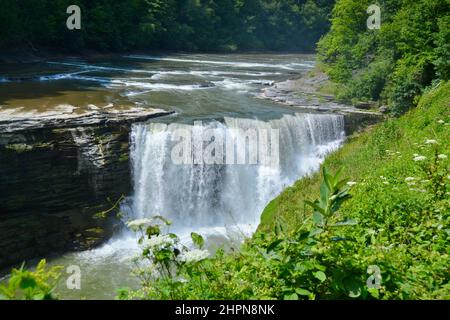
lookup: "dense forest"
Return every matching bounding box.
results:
[317,0,449,114]
[0,0,334,52]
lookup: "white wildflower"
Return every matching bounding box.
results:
[425,139,438,145]
[127,218,154,231]
[347,181,357,186]
[383,181,390,185]
[413,153,419,157]
[437,120,445,124]
[143,235,175,249]
[409,188,426,193]
[178,249,210,263]
[405,177,415,182]
[413,156,427,162]
[174,277,188,283]
[438,154,448,159]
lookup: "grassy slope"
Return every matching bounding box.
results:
[260,81,449,231]
[255,81,449,299]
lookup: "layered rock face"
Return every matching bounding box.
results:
[0,109,172,269]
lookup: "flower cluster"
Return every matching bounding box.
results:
[178,249,210,263]
[413,155,427,162]
[142,235,175,249]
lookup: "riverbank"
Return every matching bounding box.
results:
[256,81,449,298]
[258,67,385,134]
[259,81,449,229]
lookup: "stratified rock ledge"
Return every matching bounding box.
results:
[259,76,385,134]
[0,107,173,270]
[0,107,174,133]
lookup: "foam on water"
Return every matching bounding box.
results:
[124,55,307,70]
[74,113,345,263]
[106,80,214,91]
[47,61,156,75]
[128,113,344,239]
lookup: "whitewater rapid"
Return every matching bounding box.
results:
[77,112,345,262]
[124,113,345,243]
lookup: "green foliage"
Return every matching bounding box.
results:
[304,167,351,228]
[318,0,450,114]
[0,260,62,300]
[120,217,211,300]
[260,81,450,299]
[433,15,450,81]
[0,0,335,52]
[341,56,393,102]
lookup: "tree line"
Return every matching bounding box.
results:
[0,0,335,52]
[317,0,449,114]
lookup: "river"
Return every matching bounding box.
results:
[0,53,345,299]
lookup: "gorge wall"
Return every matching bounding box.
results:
[0,109,172,270]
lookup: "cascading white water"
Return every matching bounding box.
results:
[126,113,345,241]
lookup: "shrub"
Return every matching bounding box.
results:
[0,260,62,300]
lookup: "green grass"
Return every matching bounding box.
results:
[251,81,450,299]
[260,81,450,232]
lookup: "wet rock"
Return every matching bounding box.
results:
[0,107,173,133]
[259,76,384,135]
[0,108,173,270]
[379,106,390,114]
[354,102,374,110]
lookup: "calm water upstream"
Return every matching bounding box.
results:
[0,53,346,299]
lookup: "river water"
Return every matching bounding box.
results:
[0,53,345,299]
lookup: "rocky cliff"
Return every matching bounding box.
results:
[0,108,172,269]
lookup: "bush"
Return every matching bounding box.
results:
[342,55,393,102]
[386,60,424,115]
[434,15,450,81]
[0,260,62,300]
[318,0,450,114]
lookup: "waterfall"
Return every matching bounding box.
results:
[126,113,345,240]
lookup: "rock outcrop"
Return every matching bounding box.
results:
[0,108,173,270]
[260,76,385,134]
